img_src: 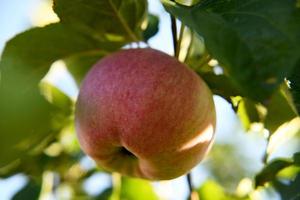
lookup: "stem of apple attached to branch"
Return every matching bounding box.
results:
[169,3,198,199]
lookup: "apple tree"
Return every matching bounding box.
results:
[0,0,300,199]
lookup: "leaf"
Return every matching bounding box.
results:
[163,0,300,101]
[96,177,158,200]
[12,179,41,200]
[143,14,159,41]
[53,0,148,43]
[264,86,298,133]
[200,73,240,100]
[198,180,227,200]
[40,82,74,130]
[198,180,248,200]
[267,117,300,156]
[0,23,100,167]
[293,152,300,166]
[273,173,300,200]
[64,52,105,85]
[236,98,260,130]
[255,159,293,187]
[288,60,300,114]
[120,177,159,200]
[175,0,201,6]
[96,188,113,200]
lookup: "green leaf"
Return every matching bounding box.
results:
[40,82,74,130]
[64,52,105,85]
[97,177,158,200]
[198,180,248,200]
[175,0,201,6]
[273,173,300,200]
[143,14,159,41]
[255,159,293,187]
[198,180,227,200]
[96,188,113,200]
[12,179,41,200]
[267,118,300,157]
[255,152,300,188]
[0,23,100,167]
[163,0,300,101]
[293,152,300,166]
[236,98,260,130]
[288,61,300,114]
[264,86,298,133]
[120,177,159,200]
[200,73,240,100]
[53,0,148,43]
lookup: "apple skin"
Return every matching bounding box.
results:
[75,48,216,180]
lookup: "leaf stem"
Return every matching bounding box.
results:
[184,31,194,62]
[175,23,185,58]
[262,131,272,164]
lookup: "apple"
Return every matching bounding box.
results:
[75,48,216,180]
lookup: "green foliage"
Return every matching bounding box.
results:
[255,152,300,187]
[273,173,300,200]
[234,97,260,130]
[143,14,160,42]
[288,61,300,114]
[0,0,147,168]
[64,52,105,85]
[198,180,249,200]
[163,0,300,101]
[264,85,298,133]
[1,0,300,199]
[96,177,158,200]
[0,23,98,167]
[12,179,41,200]
[120,177,159,200]
[204,144,251,192]
[53,0,147,43]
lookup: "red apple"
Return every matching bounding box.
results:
[75,48,216,180]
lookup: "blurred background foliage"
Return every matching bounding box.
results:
[0,0,300,199]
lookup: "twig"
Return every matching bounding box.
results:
[184,31,194,62]
[262,131,272,164]
[175,23,185,58]
[169,0,178,56]
[187,173,199,200]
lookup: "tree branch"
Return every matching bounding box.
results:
[169,0,178,56]
[187,173,199,200]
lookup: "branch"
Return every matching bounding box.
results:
[262,131,272,164]
[170,14,178,56]
[187,173,199,200]
[169,0,178,56]
[175,23,185,58]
